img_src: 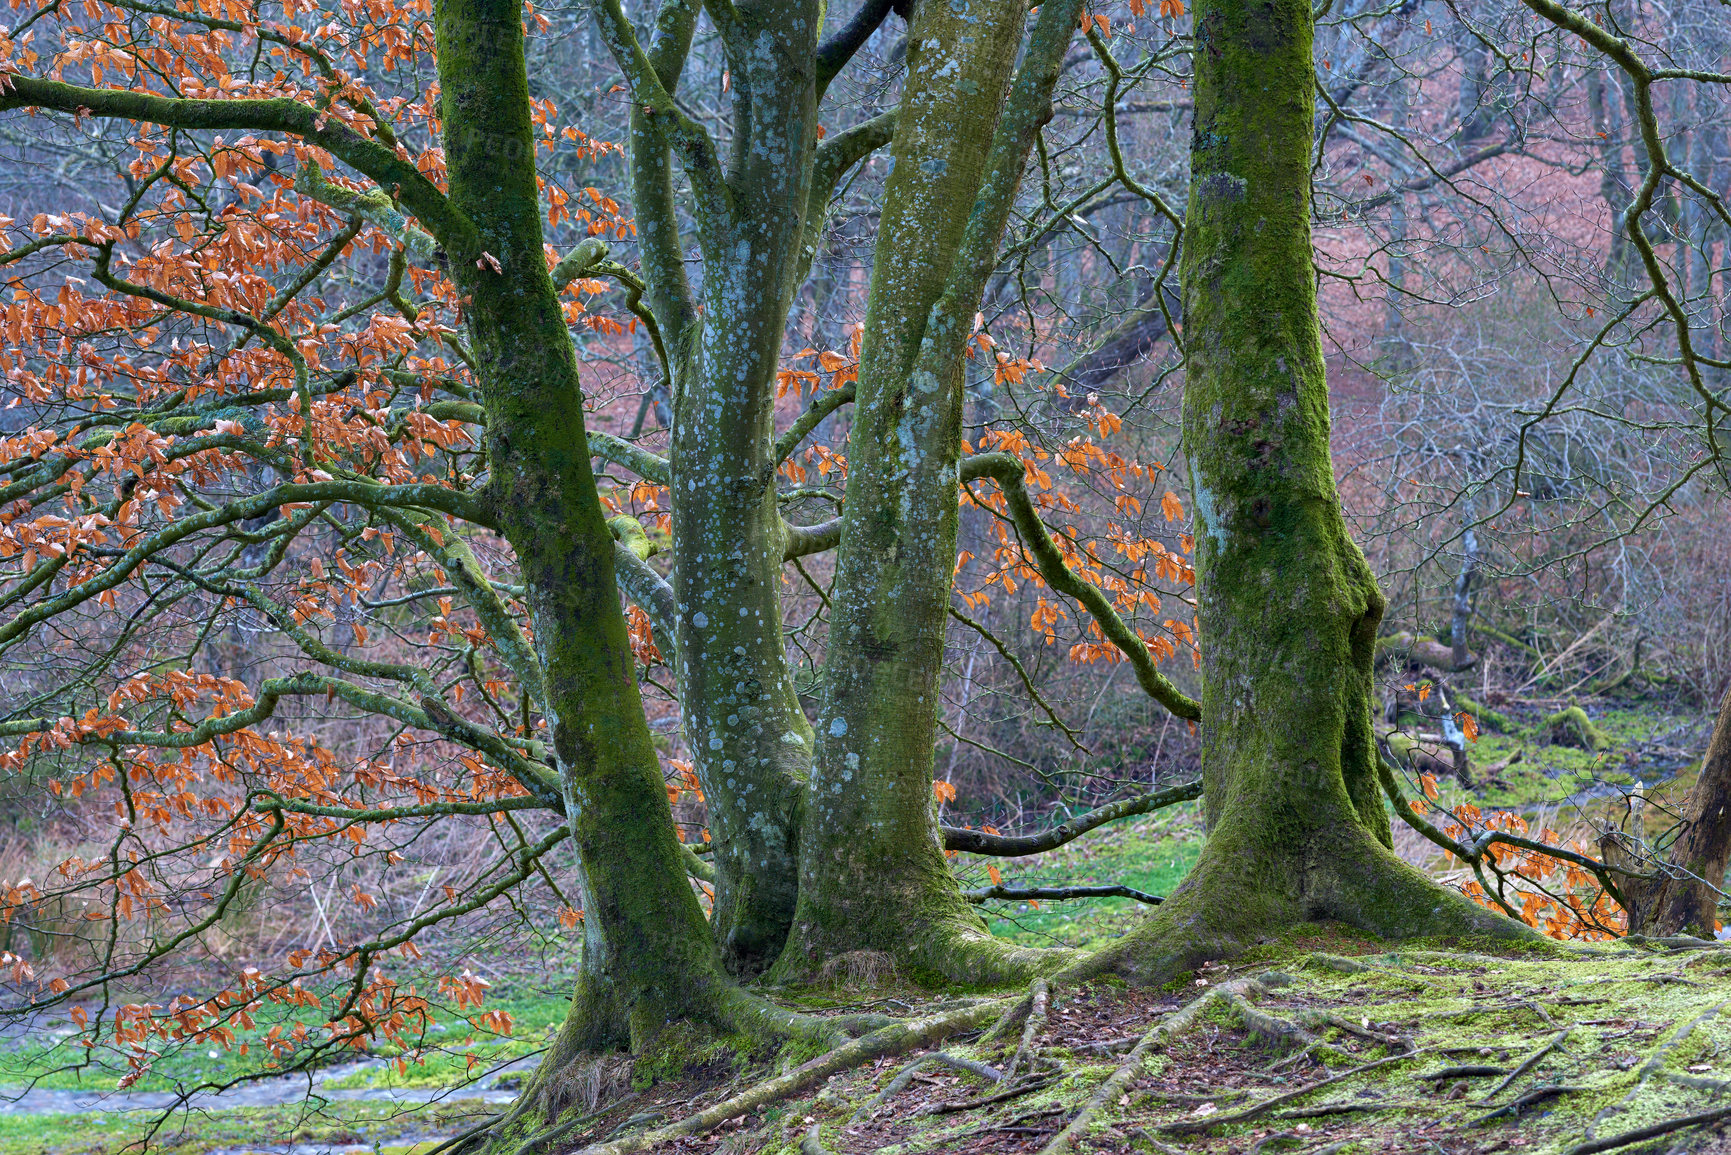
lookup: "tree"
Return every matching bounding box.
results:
[1608,685,1731,937]
[7,0,1729,1141]
[0,0,846,1081]
[1065,0,1536,984]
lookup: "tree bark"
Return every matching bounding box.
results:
[1620,687,1731,937]
[774,0,1081,983]
[661,0,822,973]
[1076,0,1528,984]
[435,0,752,1064]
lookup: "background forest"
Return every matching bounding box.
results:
[0,0,1729,1149]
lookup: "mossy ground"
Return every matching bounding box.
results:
[1392,696,1710,819]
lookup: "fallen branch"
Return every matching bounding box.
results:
[963,883,1163,905]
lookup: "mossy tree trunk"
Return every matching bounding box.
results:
[652,0,819,975]
[1083,0,1527,983]
[435,0,746,1059]
[598,0,897,975]
[774,0,1083,983]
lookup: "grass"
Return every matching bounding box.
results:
[0,1098,497,1155]
[961,803,1205,950]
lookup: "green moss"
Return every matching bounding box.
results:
[1545,705,1613,751]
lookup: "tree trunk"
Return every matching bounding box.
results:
[775,0,1079,983]
[1080,0,1528,983]
[664,13,823,972]
[1620,687,1731,937]
[436,0,744,1064]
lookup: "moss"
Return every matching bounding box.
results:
[1544,705,1613,750]
[1452,693,1514,733]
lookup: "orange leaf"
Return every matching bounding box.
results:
[1456,712,1480,742]
[933,780,957,804]
[1419,773,1439,800]
[987,864,1002,886]
[1160,491,1184,521]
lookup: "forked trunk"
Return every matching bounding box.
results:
[775,0,1080,983]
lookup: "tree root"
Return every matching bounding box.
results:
[919,1075,1058,1115]
[1475,1027,1571,1103]
[567,998,1007,1155]
[1003,977,1050,1081]
[1563,1101,1731,1155]
[1158,1050,1425,1136]
[1584,997,1729,1141]
[1471,1084,1583,1125]
[847,1051,1002,1124]
[1036,1010,1166,1155]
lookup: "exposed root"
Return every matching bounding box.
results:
[1474,1026,1571,1103]
[1004,977,1050,1081]
[1158,1051,1425,1136]
[1216,982,1318,1052]
[1563,1101,1731,1155]
[1036,1011,1165,1155]
[568,998,1007,1154]
[918,1074,1058,1116]
[1584,996,1729,1141]
[1470,1084,1584,1125]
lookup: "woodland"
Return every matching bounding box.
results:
[0,0,1729,1150]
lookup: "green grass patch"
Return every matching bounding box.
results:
[0,1098,495,1155]
[963,804,1203,949]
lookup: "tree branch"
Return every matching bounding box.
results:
[815,0,898,101]
[943,780,1200,856]
[963,883,1162,905]
[960,452,1201,720]
[0,76,470,251]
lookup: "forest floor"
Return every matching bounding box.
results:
[4,692,1725,1155]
